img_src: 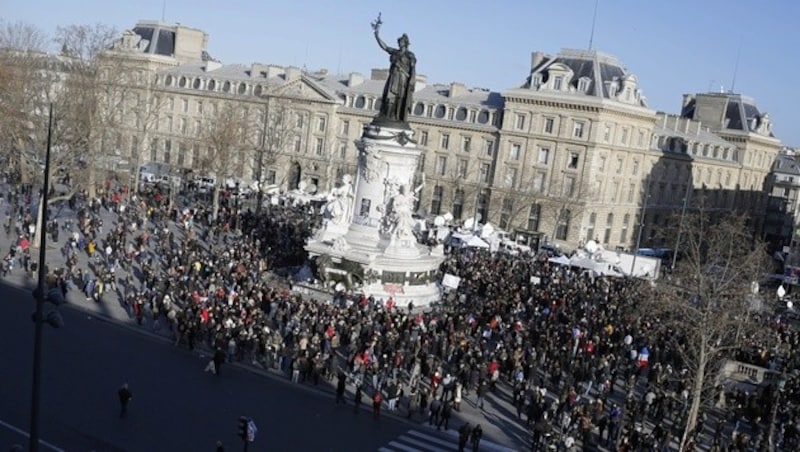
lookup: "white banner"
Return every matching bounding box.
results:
[442,273,461,289]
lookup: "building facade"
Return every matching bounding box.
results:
[90,21,786,251]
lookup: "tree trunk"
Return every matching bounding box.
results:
[681,339,707,450]
[212,183,221,220]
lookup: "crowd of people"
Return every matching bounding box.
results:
[4,177,800,451]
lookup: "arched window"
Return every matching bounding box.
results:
[604,213,614,244]
[556,209,571,240]
[178,76,187,88]
[165,75,174,86]
[413,103,425,116]
[355,96,366,108]
[193,78,201,89]
[477,110,490,124]
[238,83,247,95]
[434,105,446,119]
[207,79,216,91]
[455,107,468,121]
[222,81,231,93]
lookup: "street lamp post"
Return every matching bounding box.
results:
[29,105,54,452]
[630,181,651,276]
[671,181,692,270]
[255,95,270,218]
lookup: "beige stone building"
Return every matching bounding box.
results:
[98,22,784,251]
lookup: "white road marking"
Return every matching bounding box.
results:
[0,418,66,452]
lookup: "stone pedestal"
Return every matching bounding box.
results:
[306,123,443,310]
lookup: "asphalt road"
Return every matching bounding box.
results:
[0,281,412,452]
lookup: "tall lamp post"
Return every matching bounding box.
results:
[630,181,651,276]
[255,95,270,218]
[29,105,54,451]
[671,181,692,270]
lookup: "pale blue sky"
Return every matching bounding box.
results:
[4,0,799,145]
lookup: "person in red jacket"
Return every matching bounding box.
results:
[372,390,383,419]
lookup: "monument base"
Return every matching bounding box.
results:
[305,116,443,311]
[305,239,442,311]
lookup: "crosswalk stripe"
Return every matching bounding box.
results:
[406,430,458,450]
[396,436,448,452]
[387,440,424,452]
[379,428,518,452]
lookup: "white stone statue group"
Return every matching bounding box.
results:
[387,175,424,241]
[324,174,354,226]
[324,172,424,245]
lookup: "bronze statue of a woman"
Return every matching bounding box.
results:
[371,14,416,126]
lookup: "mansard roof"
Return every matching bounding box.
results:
[653,113,730,147]
[312,73,503,109]
[681,92,775,137]
[771,152,800,176]
[156,62,340,102]
[513,48,648,108]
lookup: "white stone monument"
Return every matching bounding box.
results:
[306,123,444,310]
[306,16,443,310]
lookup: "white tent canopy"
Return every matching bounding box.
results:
[548,255,571,266]
[451,233,490,249]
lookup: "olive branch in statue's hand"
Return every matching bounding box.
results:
[371,13,382,32]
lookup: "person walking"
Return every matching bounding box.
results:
[118,383,133,418]
[437,401,453,431]
[458,422,472,451]
[470,424,483,452]
[335,371,347,404]
[429,397,442,426]
[354,383,364,414]
[386,381,399,411]
[476,378,488,409]
[213,348,226,377]
[372,389,383,419]
[407,386,420,419]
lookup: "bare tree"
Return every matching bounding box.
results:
[427,156,490,226]
[638,202,772,449]
[535,171,592,245]
[252,94,295,215]
[0,21,51,184]
[50,24,119,199]
[117,66,168,193]
[198,100,256,217]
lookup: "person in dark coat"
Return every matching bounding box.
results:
[335,371,347,404]
[437,401,453,431]
[458,422,471,451]
[118,383,133,418]
[213,349,226,376]
[429,397,442,426]
[354,384,364,413]
[470,424,483,452]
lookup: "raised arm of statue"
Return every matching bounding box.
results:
[372,13,394,54]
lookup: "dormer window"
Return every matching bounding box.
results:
[577,77,591,93]
[532,74,543,89]
[546,63,574,92]
[608,83,618,97]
